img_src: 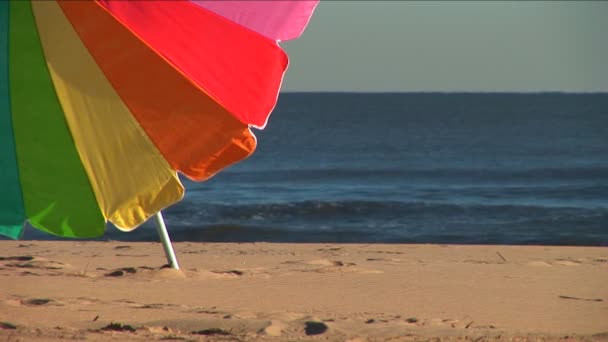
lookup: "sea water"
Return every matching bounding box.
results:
[25,93,608,245]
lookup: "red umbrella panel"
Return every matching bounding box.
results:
[0,0,319,240]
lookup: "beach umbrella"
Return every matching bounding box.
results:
[0,0,318,268]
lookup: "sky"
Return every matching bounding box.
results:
[280,1,608,92]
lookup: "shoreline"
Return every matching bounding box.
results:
[1,241,606,341]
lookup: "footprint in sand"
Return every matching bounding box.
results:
[526,261,552,267]
[283,259,383,274]
[553,259,583,266]
[308,259,355,267]
[558,295,603,302]
[3,297,60,307]
[0,256,34,262]
[186,269,242,280]
[462,259,505,265]
[366,257,402,263]
[184,267,271,279]
[324,260,383,274]
[527,259,589,267]
[74,297,103,306]
[317,247,349,257]
[113,245,132,250]
[22,298,56,306]
[364,250,405,255]
[98,266,187,280]
[104,267,138,277]
[1,256,69,272]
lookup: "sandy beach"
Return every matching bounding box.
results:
[0,241,606,341]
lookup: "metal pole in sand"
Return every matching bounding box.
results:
[154,211,180,269]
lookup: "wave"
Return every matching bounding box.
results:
[168,199,607,219]
[208,167,608,183]
[19,195,607,246]
[16,198,601,244]
[159,200,608,245]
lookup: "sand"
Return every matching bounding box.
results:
[0,241,606,341]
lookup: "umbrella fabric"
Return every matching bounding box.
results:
[0,0,318,240]
[192,0,320,41]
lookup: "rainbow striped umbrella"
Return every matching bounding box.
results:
[0,0,318,266]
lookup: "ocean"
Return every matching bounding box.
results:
[24,93,608,245]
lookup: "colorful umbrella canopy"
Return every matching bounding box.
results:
[0,0,318,240]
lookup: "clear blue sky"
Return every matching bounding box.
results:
[280,1,608,92]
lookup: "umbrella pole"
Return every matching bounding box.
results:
[153,211,180,269]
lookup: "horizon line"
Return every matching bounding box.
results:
[279,90,608,95]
